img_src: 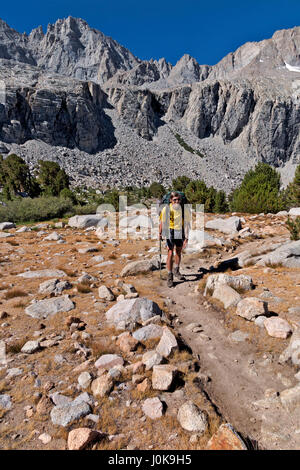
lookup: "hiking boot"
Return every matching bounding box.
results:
[174,266,185,281]
[167,272,174,288]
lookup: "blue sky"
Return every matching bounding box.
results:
[1,0,300,65]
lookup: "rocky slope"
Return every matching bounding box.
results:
[0,17,299,190]
[0,211,300,449]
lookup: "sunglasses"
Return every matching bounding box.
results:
[172,198,180,202]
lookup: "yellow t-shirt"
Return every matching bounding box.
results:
[159,204,190,230]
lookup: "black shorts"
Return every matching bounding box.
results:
[166,229,185,250]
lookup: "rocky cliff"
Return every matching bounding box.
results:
[0,17,299,191]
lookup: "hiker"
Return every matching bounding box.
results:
[159,191,191,288]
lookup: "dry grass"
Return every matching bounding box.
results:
[3,288,28,300]
[57,266,77,277]
[6,339,25,354]
[6,240,19,246]
[12,300,29,308]
[76,283,92,294]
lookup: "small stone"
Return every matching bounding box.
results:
[116,332,139,353]
[78,372,92,389]
[264,317,292,339]
[50,401,91,427]
[142,397,163,419]
[91,375,114,397]
[67,428,101,450]
[36,396,52,415]
[137,378,150,393]
[142,350,163,370]
[206,423,247,450]
[280,384,300,412]
[38,433,52,445]
[95,354,124,371]
[21,341,40,354]
[0,394,12,410]
[98,285,115,301]
[152,365,177,391]
[156,327,178,358]
[177,401,208,433]
[236,297,268,321]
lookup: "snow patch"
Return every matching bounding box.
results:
[285,62,300,73]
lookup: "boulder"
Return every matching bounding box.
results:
[236,297,268,321]
[204,274,253,296]
[18,269,66,279]
[105,297,161,330]
[133,324,163,341]
[68,215,104,229]
[177,401,208,433]
[25,295,75,319]
[0,222,15,230]
[257,240,300,268]
[264,317,292,339]
[39,279,72,295]
[206,216,242,234]
[120,259,157,277]
[289,208,300,216]
[212,284,241,308]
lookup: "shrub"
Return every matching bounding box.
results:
[0,154,41,198]
[284,164,300,209]
[286,216,300,240]
[0,196,74,223]
[60,188,77,204]
[230,162,284,213]
[36,160,69,196]
[149,182,166,199]
[172,176,191,192]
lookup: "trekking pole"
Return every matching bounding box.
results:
[159,237,162,279]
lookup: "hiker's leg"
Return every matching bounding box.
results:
[166,241,174,287]
[174,245,185,280]
[167,247,174,272]
[174,245,182,266]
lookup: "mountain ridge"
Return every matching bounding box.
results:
[0,17,299,192]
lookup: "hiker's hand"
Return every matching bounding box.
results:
[183,238,188,249]
[159,233,163,241]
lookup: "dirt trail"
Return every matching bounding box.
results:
[151,255,300,450]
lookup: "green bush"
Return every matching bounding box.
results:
[0,154,41,199]
[286,216,300,241]
[230,162,284,213]
[36,160,69,196]
[172,176,191,192]
[148,182,166,199]
[60,188,77,204]
[0,196,74,223]
[283,164,300,209]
